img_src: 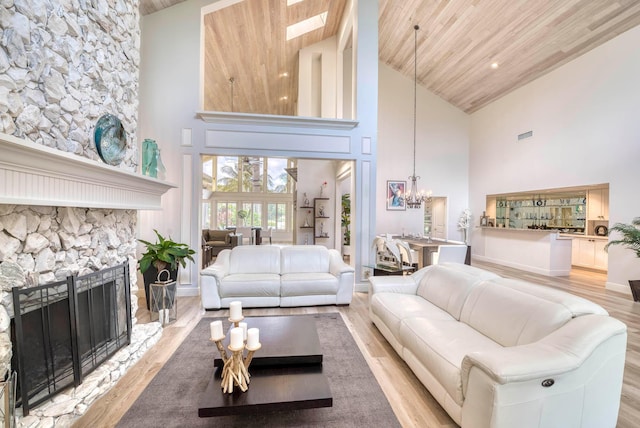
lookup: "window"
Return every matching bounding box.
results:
[267,158,289,193]
[202,202,211,229]
[267,203,289,230]
[216,156,239,192]
[241,202,262,228]
[241,157,264,193]
[204,156,295,232]
[216,202,237,229]
[206,156,294,195]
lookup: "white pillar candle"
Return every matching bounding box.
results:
[239,322,247,341]
[229,301,242,320]
[210,320,223,341]
[230,327,244,349]
[247,328,260,348]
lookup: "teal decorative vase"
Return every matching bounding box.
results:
[142,139,158,177]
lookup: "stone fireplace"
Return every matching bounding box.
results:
[0,2,175,425]
[0,135,174,426]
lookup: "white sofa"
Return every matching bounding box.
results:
[200,245,355,309]
[369,263,627,428]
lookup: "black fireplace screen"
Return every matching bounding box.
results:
[11,263,131,415]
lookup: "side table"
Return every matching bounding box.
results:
[202,245,212,268]
[364,264,415,276]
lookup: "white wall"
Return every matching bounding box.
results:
[298,37,338,118]
[139,0,379,294]
[469,25,640,293]
[377,63,471,240]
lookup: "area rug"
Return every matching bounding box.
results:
[117,313,400,427]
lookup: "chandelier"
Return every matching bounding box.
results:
[406,24,432,209]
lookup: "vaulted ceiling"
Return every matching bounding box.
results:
[139,0,640,114]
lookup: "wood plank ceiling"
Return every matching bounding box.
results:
[202,0,347,116]
[140,0,640,114]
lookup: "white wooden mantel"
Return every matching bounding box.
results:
[0,132,176,210]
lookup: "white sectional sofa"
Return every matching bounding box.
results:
[200,245,355,309]
[369,263,627,428]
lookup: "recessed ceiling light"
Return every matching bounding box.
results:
[280,72,289,78]
[491,62,499,69]
[287,0,304,5]
[286,11,328,41]
[280,96,288,101]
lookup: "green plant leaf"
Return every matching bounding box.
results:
[605,217,640,258]
[138,229,196,273]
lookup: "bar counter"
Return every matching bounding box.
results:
[476,227,573,276]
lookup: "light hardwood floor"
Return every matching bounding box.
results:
[75,261,640,427]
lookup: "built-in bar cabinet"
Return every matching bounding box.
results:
[479,184,609,274]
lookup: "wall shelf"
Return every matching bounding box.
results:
[313,198,330,244]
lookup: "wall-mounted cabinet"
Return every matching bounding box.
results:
[587,188,609,221]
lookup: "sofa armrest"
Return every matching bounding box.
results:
[327,249,355,305]
[368,275,418,296]
[201,249,230,278]
[200,250,231,310]
[328,249,355,276]
[461,315,626,388]
[460,315,626,427]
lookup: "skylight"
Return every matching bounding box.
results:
[286,11,328,41]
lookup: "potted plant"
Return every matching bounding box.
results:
[605,217,640,301]
[139,229,196,309]
[341,193,351,256]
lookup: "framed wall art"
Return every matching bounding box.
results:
[386,180,406,211]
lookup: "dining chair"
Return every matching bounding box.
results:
[262,227,273,245]
[431,244,467,265]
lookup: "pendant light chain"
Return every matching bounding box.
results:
[229,77,235,112]
[413,24,418,178]
[407,24,431,209]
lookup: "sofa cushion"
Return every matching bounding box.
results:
[219,274,281,298]
[459,280,573,347]
[400,316,502,406]
[490,277,609,317]
[280,272,338,296]
[370,293,455,339]
[280,245,330,274]
[416,264,500,320]
[228,246,281,275]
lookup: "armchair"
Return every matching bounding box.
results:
[202,229,240,257]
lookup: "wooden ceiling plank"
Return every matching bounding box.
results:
[151,0,640,115]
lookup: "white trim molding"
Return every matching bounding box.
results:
[196,111,359,131]
[0,132,176,210]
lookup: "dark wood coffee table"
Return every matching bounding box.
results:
[199,315,333,417]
